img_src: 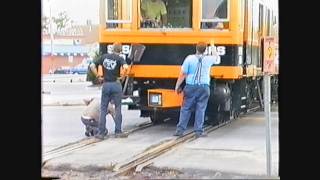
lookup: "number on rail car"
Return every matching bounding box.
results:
[107,45,131,55]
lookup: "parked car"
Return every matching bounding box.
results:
[70,66,88,74]
[53,67,72,74]
[70,59,92,74]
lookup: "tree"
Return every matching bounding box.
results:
[42,16,50,32]
[86,51,103,85]
[53,11,70,32]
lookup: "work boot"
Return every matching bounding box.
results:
[94,134,105,140]
[85,131,90,137]
[115,132,128,138]
[94,130,108,140]
[173,131,183,137]
[195,133,208,138]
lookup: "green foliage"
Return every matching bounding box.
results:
[53,11,70,31]
[42,16,50,31]
[86,51,103,84]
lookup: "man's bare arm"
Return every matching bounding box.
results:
[175,70,187,94]
[90,63,99,77]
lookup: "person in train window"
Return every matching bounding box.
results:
[141,0,168,28]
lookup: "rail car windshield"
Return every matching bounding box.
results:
[141,0,192,28]
[201,0,229,30]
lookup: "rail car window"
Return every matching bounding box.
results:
[272,13,278,36]
[273,14,277,26]
[201,0,229,30]
[140,0,192,28]
[266,9,271,35]
[258,4,263,34]
[105,0,132,29]
[252,0,259,34]
[240,0,244,31]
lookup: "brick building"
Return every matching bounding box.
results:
[42,24,99,74]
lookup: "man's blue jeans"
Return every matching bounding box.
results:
[176,84,210,135]
[98,82,123,135]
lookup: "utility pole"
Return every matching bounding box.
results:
[49,0,54,72]
[264,74,272,176]
[263,36,276,176]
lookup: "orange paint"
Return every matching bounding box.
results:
[211,66,243,79]
[130,65,181,78]
[130,65,244,80]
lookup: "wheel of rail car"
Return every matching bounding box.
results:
[230,99,239,120]
[150,111,167,124]
[233,110,240,119]
[169,111,180,124]
[205,113,219,126]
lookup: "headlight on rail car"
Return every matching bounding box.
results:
[133,90,139,97]
[149,93,162,106]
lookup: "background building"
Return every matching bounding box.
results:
[41,24,99,74]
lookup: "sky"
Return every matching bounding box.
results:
[42,0,278,26]
[42,0,99,25]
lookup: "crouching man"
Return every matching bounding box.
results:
[81,97,116,137]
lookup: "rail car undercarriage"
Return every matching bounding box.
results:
[125,76,274,125]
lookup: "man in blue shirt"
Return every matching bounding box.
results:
[174,42,220,138]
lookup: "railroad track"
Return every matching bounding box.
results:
[108,106,262,177]
[108,120,232,177]
[42,121,154,166]
[42,106,262,168]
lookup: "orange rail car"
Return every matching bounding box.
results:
[96,0,278,124]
